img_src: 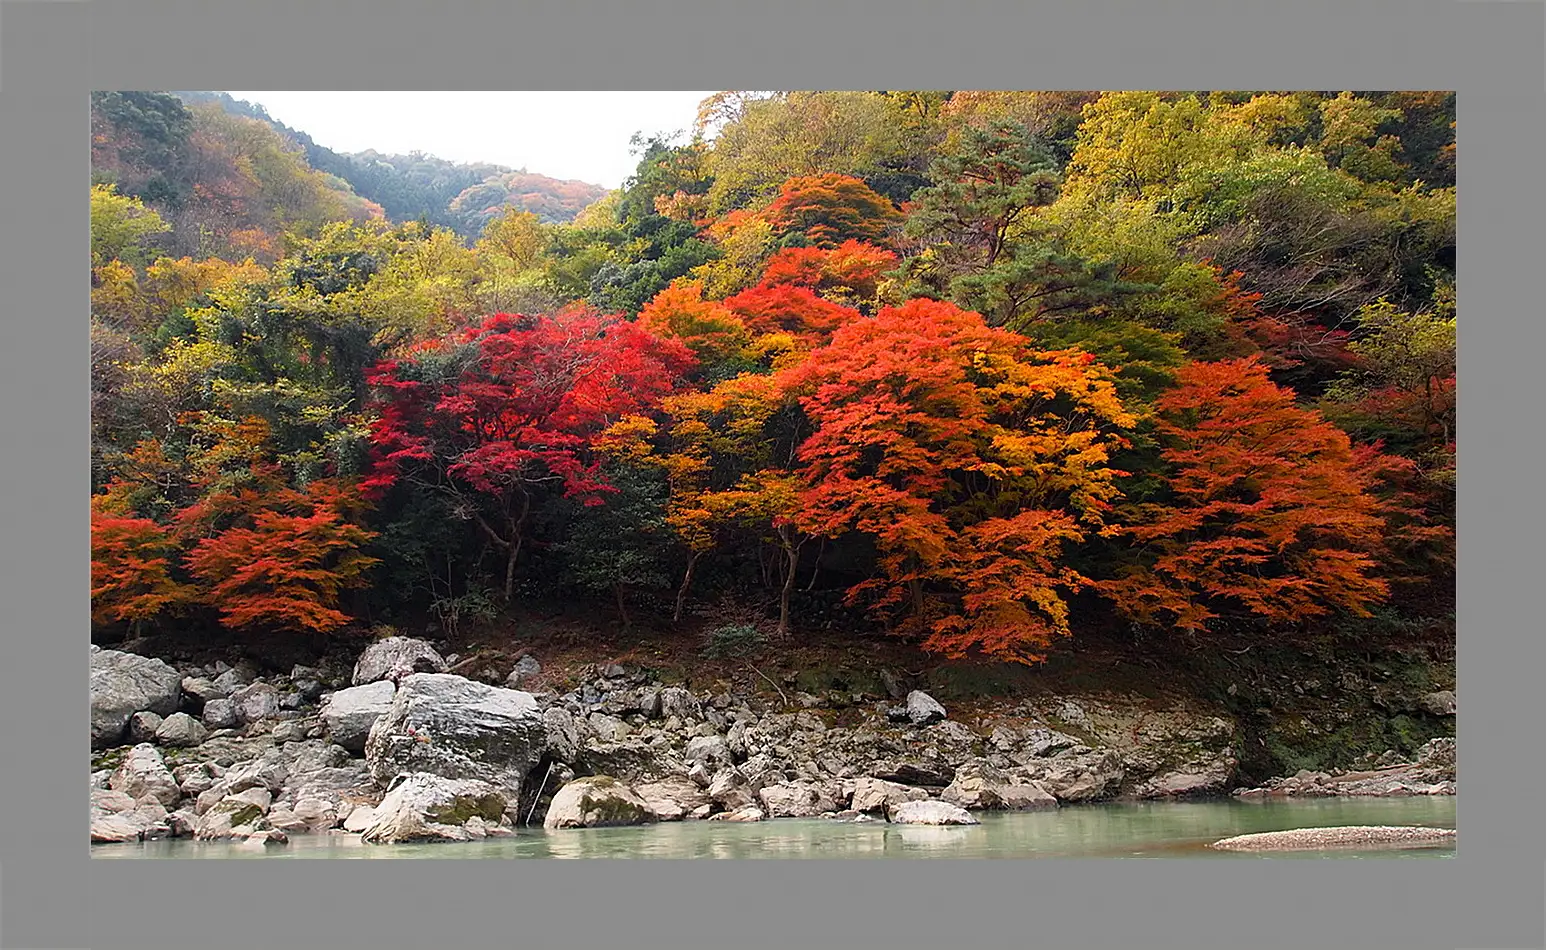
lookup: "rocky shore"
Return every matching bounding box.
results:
[89,637,1457,847]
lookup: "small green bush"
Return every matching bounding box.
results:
[701,623,765,659]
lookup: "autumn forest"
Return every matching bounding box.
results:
[89,90,1457,669]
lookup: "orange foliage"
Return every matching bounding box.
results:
[763,174,904,248]
[782,298,1134,663]
[90,510,197,627]
[636,281,751,363]
[723,283,861,343]
[185,480,378,634]
[1100,357,1398,631]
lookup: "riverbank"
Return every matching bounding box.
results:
[89,625,1456,848]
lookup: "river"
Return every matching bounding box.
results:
[91,796,1455,859]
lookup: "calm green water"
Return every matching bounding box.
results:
[93,797,1455,859]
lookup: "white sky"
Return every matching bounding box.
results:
[224,91,719,189]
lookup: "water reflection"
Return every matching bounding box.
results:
[92,797,1455,860]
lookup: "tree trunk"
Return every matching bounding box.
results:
[503,546,519,605]
[778,538,799,639]
[911,577,927,637]
[613,582,631,630]
[674,552,702,624]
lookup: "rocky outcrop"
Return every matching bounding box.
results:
[361,773,509,843]
[940,760,1057,811]
[319,681,396,754]
[91,650,183,749]
[757,782,841,818]
[850,777,929,814]
[635,776,711,821]
[543,776,657,829]
[1233,738,1456,800]
[364,673,545,811]
[352,637,447,686]
[88,639,1454,847]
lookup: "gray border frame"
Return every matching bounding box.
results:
[2,0,1540,947]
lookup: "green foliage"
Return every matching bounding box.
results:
[700,622,766,659]
[90,184,171,269]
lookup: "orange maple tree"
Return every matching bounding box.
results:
[763,174,905,248]
[184,480,379,634]
[782,298,1134,663]
[90,504,198,631]
[1099,357,1397,632]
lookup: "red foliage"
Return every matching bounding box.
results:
[364,309,696,599]
[759,239,898,301]
[723,283,862,342]
[1100,357,1401,631]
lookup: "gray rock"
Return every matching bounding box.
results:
[871,762,956,788]
[211,668,251,696]
[319,680,397,754]
[1055,700,1094,731]
[706,805,764,822]
[940,759,1011,809]
[90,793,171,842]
[587,712,633,742]
[541,706,581,764]
[1022,749,1125,803]
[201,698,239,730]
[264,798,337,835]
[999,782,1059,811]
[108,744,181,808]
[193,795,272,840]
[889,800,979,825]
[230,682,281,725]
[683,734,733,771]
[361,773,508,843]
[153,712,208,747]
[543,776,657,829]
[341,804,378,833]
[271,720,308,743]
[352,637,448,686]
[905,690,947,726]
[1419,691,1457,716]
[90,650,183,749]
[635,775,712,821]
[851,776,929,814]
[365,673,546,811]
[127,711,164,744]
[1129,758,1236,800]
[707,768,757,811]
[505,655,542,689]
[757,782,839,818]
[180,676,224,706]
[659,687,702,722]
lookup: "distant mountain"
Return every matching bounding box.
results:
[172,92,608,239]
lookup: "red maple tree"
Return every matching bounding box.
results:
[363,309,696,602]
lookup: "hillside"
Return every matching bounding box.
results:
[171,92,608,238]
